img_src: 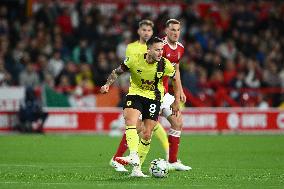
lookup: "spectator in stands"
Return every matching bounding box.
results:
[35,28,53,56]
[48,50,64,79]
[223,59,237,86]
[34,2,55,27]
[279,67,284,88]
[42,72,55,89]
[12,41,26,64]
[19,62,40,88]
[229,71,247,100]
[27,39,40,63]
[93,51,112,86]
[244,58,262,88]
[182,60,200,96]
[72,39,93,64]
[56,74,73,95]
[76,63,94,94]
[0,41,23,85]
[0,15,9,36]
[56,7,73,36]
[217,39,237,60]
[1,1,284,108]
[37,54,52,82]
[76,15,98,44]
[53,35,70,61]
[56,60,77,87]
[263,60,281,87]
[257,94,269,109]
[0,57,12,86]
[116,36,131,61]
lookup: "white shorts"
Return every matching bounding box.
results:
[160,93,175,118]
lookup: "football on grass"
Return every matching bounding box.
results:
[149,158,169,178]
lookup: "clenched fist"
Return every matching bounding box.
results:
[100,85,110,94]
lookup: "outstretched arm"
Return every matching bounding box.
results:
[100,65,125,94]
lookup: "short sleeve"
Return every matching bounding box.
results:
[126,45,131,57]
[121,55,136,71]
[164,59,175,78]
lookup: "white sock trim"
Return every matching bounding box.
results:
[168,128,181,137]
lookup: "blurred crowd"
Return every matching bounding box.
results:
[0,0,284,107]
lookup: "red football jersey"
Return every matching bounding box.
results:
[162,37,185,93]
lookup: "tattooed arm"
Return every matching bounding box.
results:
[100,65,126,94]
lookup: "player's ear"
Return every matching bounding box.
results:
[137,28,141,36]
[165,27,168,35]
[147,47,150,53]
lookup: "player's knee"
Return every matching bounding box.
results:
[124,117,137,126]
[170,116,183,130]
[142,130,152,140]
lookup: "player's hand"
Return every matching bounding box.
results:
[170,100,180,116]
[100,85,110,94]
[180,90,186,103]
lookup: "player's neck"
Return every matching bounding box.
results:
[139,39,146,44]
[166,37,177,48]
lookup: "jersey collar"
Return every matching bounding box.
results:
[165,37,178,50]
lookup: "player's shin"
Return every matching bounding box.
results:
[125,125,139,153]
[138,138,151,166]
[153,123,169,158]
[113,133,128,159]
[168,128,181,163]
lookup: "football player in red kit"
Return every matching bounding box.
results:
[159,19,191,171]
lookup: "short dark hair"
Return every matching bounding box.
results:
[146,36,163,48]
[139,19,154,28]
[166,19,180,27]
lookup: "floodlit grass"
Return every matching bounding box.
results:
[0,134,283,189]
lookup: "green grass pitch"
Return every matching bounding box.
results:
[0,134,283,189]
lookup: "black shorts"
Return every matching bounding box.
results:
[123,95,161,121]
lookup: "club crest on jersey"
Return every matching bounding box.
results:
[126,101,132,106]
[124,57,129,63]
[156,72,163,78]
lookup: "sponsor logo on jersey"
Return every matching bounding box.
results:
[156,72,163,78]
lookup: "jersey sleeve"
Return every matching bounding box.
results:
[164,58,175,78]
[121,55,134,71]
[125,45,131,57]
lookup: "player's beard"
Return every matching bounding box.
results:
[171,37,178,43]
[147,53,161,63]
[154,55,162,62]
[168,35,178,43]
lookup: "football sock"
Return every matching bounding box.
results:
[168,128,181,163]
[113,133,128,159]
[153,122,169,158]
[138,138,151,167]
[125,125,139,153]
